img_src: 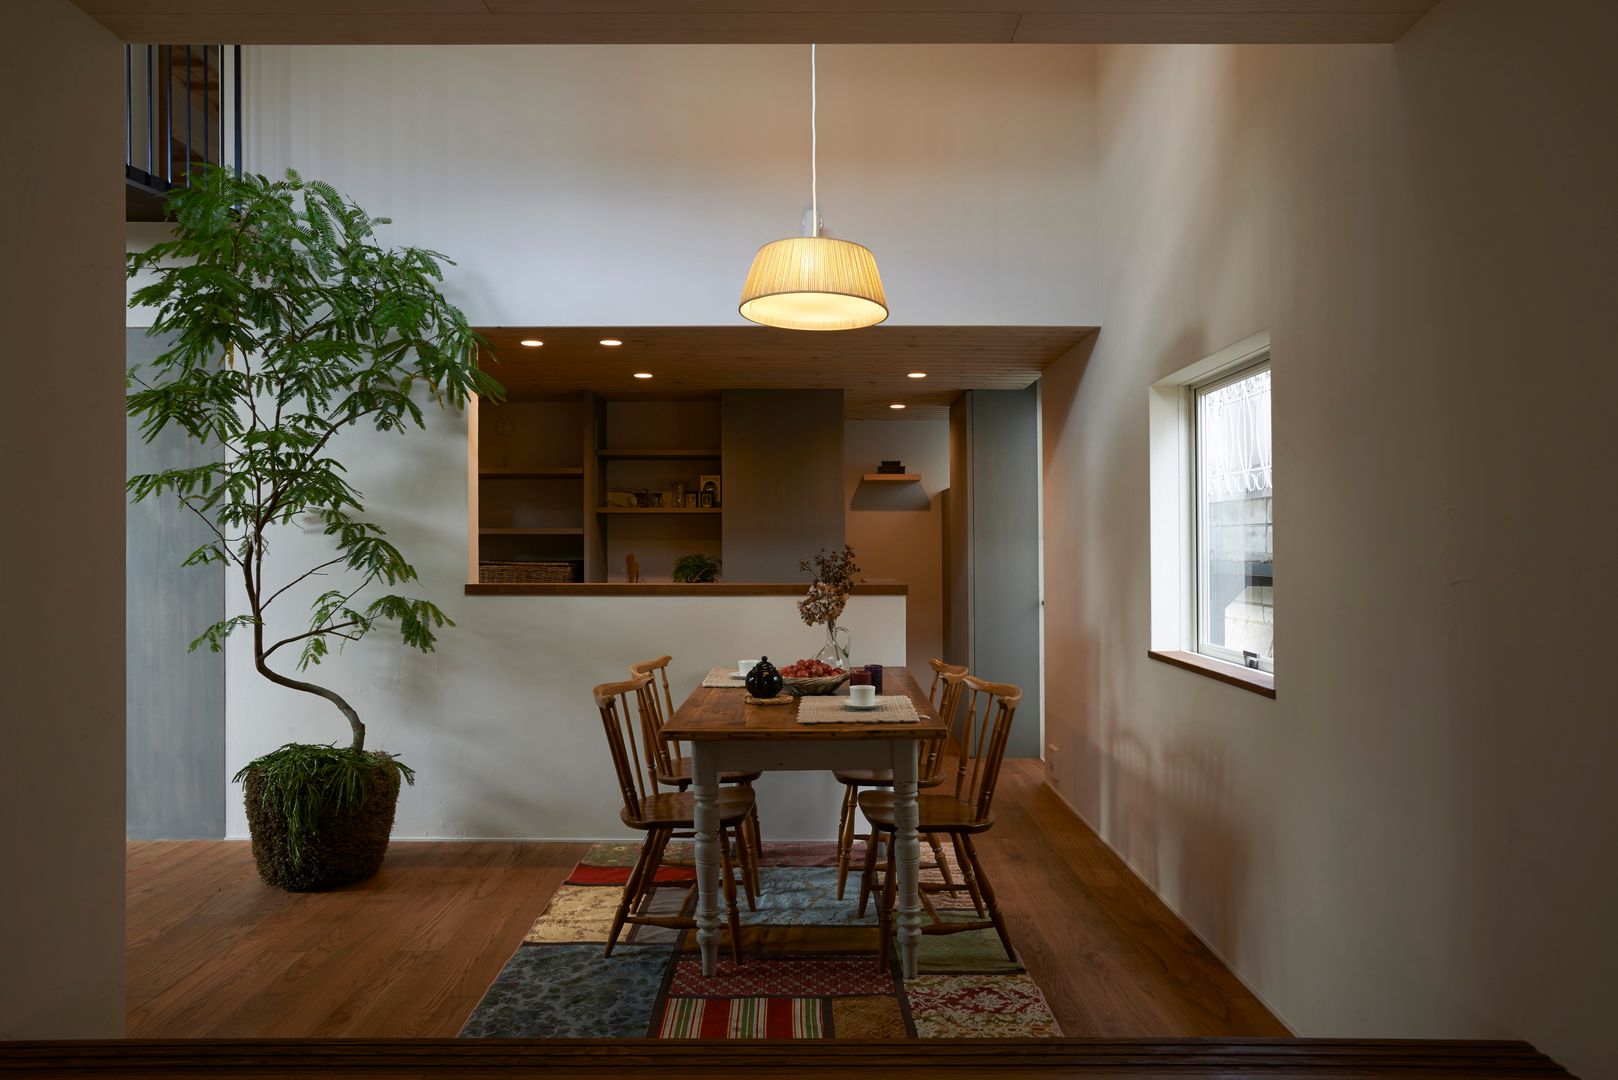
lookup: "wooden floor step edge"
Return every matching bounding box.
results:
[0,1038,1572,1076]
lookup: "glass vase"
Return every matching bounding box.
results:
[815,622,851,671]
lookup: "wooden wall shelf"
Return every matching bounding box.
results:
[862,473,922,483]
[479,467,584,479]
[478,527,585,536]
[597,507,722,515]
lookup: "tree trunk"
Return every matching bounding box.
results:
[253,658,368,752]
[245,552,366,752]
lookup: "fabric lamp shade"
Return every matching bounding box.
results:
[738,236,889,331]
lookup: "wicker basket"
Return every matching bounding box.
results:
[783,673,851,696]
[479,560,577,584]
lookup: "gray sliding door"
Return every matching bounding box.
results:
[946,385,1042,759]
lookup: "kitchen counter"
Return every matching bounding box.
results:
[464,581,907,596]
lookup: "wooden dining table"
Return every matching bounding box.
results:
[660,669,947,979]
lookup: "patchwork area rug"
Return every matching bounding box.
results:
[461,841,1062,1040]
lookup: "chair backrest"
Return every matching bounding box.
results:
[594,673,659,821]
[627,655,680,784]
[926,658,969,711]
[920,668,968,783]
[949,676,1021,823]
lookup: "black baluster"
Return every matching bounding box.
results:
[183,45,192,185]
[164,45,172,185]
[203,45,210,166]
[125,45,132,167]
[234,45,243,177]
[147,45,155,176]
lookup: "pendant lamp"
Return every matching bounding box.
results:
[739,45,888,331]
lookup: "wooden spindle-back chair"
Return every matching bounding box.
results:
[594,674,758,961]
[628,655,763,880]
[857,675,1022,972]
[833,659,968,899]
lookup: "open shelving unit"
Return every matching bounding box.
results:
[473,398,591,582]
[472,394,725,583]
[590,400,723,582]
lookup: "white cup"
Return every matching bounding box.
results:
[737,659,756,678]
[849,684,877,707]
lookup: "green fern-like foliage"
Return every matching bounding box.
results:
[234,743,416,874]
[672,553,722,583]
[127,166,504,753]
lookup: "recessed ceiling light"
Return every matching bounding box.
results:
[519,339,543,347]
[907,372,927,379]
[633,372,654,379]
[599,338,623,347]
[889,403,906,410]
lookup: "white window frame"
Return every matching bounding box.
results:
[1190,358,1273,673]
[1147,330,1274,688]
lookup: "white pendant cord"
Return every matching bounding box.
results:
[810,43,819,236]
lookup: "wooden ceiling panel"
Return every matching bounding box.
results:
[1013,11,1429,43]
[475,325,1095,416]
[77,1,1438,44]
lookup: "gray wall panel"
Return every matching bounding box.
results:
[126,329,225,839]
[722,390,845,582]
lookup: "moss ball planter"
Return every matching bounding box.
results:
[240,748,409,892]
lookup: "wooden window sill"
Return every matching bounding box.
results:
[1147,650,1275,698]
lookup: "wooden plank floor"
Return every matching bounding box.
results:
[125,761,1285,1039]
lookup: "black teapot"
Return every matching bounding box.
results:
[745,656,783,699]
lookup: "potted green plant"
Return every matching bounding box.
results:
[672,553,722,583]
[127,166,503,891]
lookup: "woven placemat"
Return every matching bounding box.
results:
[701,666,747,689]
[745,694,794,706]
[796,695,920,725]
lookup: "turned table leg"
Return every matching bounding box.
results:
[692,745,722,977]
[892,738,922,980]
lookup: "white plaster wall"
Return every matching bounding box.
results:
[0,0,126,1039]
[244,43,1099,327]
[223,41,1082,845]
[223,397,906,841]
[1042,2,1617,1076]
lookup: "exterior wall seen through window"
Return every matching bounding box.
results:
[1195,363,1273,672]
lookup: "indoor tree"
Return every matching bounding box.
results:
[127,165,503,888]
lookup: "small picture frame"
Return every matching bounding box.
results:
[700,491,715,508]
[699,474,721,506]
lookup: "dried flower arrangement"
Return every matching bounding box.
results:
[797,545,861,628]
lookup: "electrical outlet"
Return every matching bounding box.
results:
[1046,744,1060,782]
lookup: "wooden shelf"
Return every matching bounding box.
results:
[596,507,722,515]
[862,473,922,483]
[597,449,721,460]
[479,467,584,479]
[478,527,585,536]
